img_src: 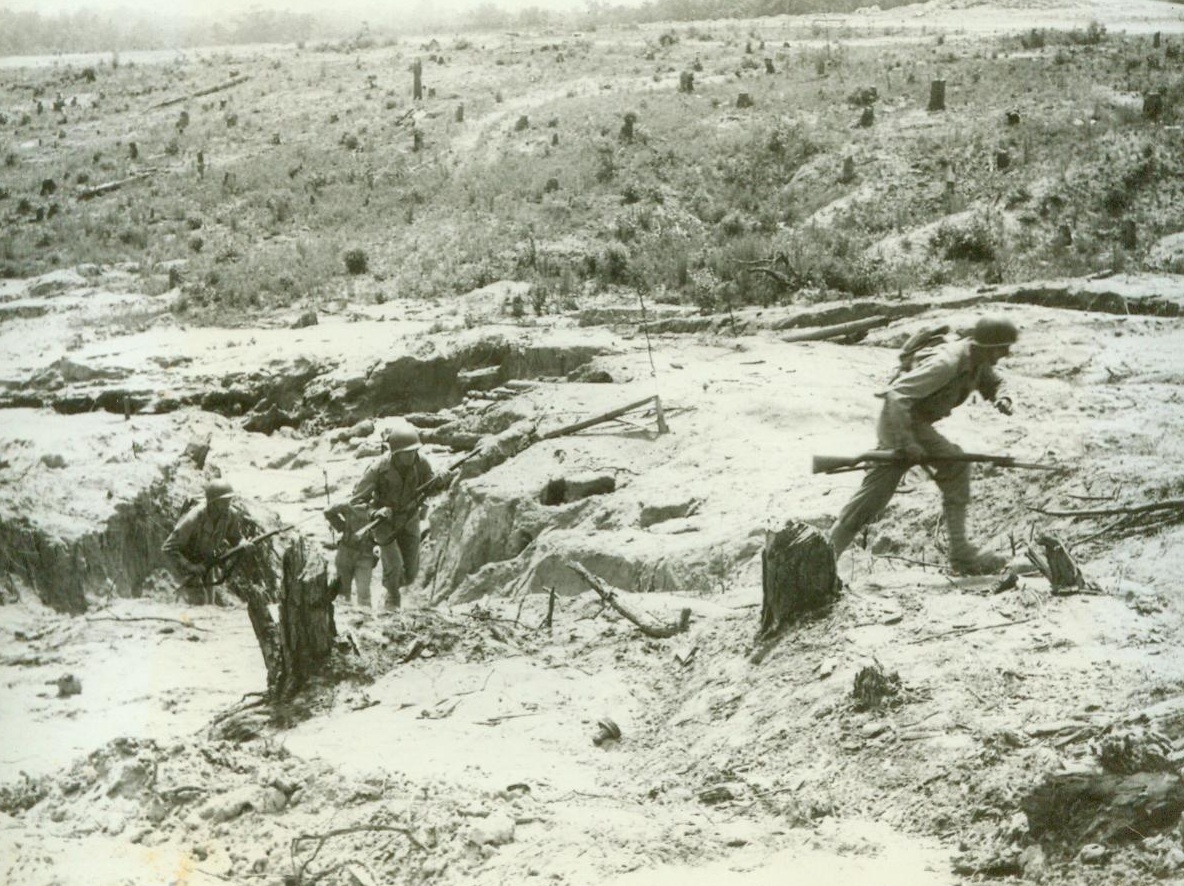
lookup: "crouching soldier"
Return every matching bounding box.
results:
[324,502,378,608]
[162,480,249,605]
[350,420,442,610]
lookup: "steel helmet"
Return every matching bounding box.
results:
[205,480,235,502]
[971,315,1018,348]
[384,420,421,453]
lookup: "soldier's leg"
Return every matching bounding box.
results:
[396,516,421,585]
[830,409,909,557]
[914,424,1005,574]
[378,539,406,611]
[334,545,356,604]
[354,552,376,609]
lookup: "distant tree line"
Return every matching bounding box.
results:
[0,0,920,56]
[0,8,323,56]
[580,0,919,25]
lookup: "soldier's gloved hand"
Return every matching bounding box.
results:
[995,397,1014,416]
[371,506,393,522]
[903,442,926,463]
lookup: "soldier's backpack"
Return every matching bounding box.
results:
[891,323,954,381]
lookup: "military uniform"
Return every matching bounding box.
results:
[162,499,244,604]
[831,334,1011,574]
[324,502,378,608]
[350,451,435,609]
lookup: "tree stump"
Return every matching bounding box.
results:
[737,92,754,109]
[1055,224,1073,248]
[995,149,1010,171]
[840,155,856,183]
[679,71,695,93]
[1026,533,1094,594]
[764,57,775,74]
[278,537,336,696]
[1119,219,1137,250]
[1143,91,1164,121]
[1023,771,1184,851]
[455,103,464,123]
[757,521,840,641]
[412,59,423,101]
[858,106,874,127]
[1154,31,1162,49]
[620,112,636,143]
[928,78,946,112]
[235,536,335,701]
[413,130,423,152]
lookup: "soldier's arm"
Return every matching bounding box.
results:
[349,462,378,508]
[162,512,203,576]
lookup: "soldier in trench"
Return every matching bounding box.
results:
[828,315,1019,575]
[161,479,250,605]
[323,501,378,608]
[349,419,442,610]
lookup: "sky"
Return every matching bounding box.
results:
[0,0,609,12]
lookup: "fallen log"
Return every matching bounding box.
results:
[150,75,251,110]
[76,170,155,201]
[566,560,689,639]
[779,315,891,344]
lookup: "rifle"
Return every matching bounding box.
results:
[203,521,304,586]
[355,447,484,539]
[812,449,1061,475]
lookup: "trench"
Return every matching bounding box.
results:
[0,473,178,614]
[2,336,606,428]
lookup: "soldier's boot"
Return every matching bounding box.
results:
[829,520,859,559]
[384,586,401,612]
[356,584,371,609]
[944,502,1007,575]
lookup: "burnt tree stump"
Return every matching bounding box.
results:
[1144,91,1164,121]
[236,536,335,701]
[1024,771,1184,851]
[278,537,336,695]
[764,57,775,74]
[858,106,874,127]
[757,521,840,641]
[737,92,754,109]
[679,71,695,93]
[1119,219,1137,250]
[928,78,946,112]
[1026,533,1095,594]
[412,59,423,101]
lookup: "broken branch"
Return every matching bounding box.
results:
[86,614,211,632]
[1029,499,1184,519]
[540,395,668,440]
[907,616,1034,645]
[566,560,689,639]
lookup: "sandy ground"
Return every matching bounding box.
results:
[6,3,1184,884]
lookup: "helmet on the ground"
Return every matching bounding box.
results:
[205,480,235,502]
[971,315,1018,348]
[384,420,421,453]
